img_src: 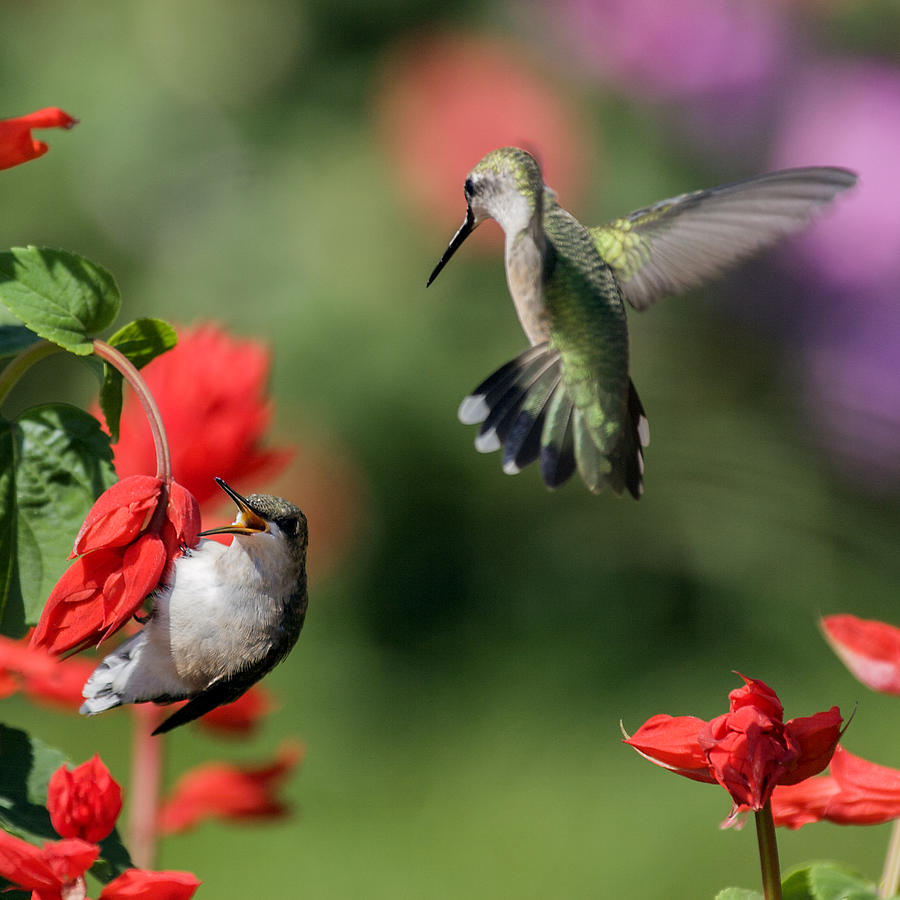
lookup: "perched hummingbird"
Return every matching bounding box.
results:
[80,478,308,735]
[427,147,856,497]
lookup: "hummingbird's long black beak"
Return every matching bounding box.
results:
[198,477,269,535]
[426,206,476,287]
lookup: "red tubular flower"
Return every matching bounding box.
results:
[47,756,123,844]
[0,634,95,709]
[0,830,98,900]
[30,475,200,655]
[772,746,900,829]
[0,107,77,171]
[625,674,842,811]
[822,614,900,695]
[109,325,290,511]
[157,742,303,833]
[98,868,200,899]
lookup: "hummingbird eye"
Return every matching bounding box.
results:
[464,177,476,198]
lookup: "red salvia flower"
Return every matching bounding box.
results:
[0,634,95,709]
[47,756,123,844]
[30,475,200,655]
[771,745,900,829]
[625,674,842,811]
[157,742,303,833]
[98,868,200,899]
[0,830,98,900]
[0,107,77,171]
[822,614,900,694]
[109,324,290,510]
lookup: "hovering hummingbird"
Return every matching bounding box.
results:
[80,478,308,735]
[427,147,857,497]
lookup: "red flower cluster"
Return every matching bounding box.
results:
[0,107,77,171]
[109,324,290,510]
[0,755,199,899]
[771,746,900,829]
[30,475,199,655]
[625,674,842,811]
[158,741,303,833]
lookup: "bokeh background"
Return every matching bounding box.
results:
[2,1,900,897]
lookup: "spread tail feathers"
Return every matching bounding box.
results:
[459,345,649,497]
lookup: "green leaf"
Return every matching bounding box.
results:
[0,405,116,634]
[0,723,66,842]
[715,889,763,900]
[0,247,120,355]
[0,724,134,880]
[783,863,879,900]
[100,317,177,442]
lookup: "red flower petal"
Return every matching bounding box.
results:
[0,634,94,709]
[157,742,303,833]
[781,707,843,785]
[822,614,900,694]
[0,107,77,171]
[71,476,162,557]
[727,674,784,722]
[770,774,841,829]
[47,756,123,843]
[99,533,167,640]
[99,868,201,899]
[623,715,715,782]
[162,480,201,557]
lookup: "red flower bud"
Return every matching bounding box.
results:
[0,107,77,171]
[47,755,123,843]
[0,830,98,898]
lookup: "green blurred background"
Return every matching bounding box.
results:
[3,1,900,897]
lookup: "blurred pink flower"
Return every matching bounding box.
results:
[375,31,590,244]
[772,60,900,292]
[547,0,785,102]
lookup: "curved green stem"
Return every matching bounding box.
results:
[91,339,171,483]
[0,339,61,408]
[755,801,783,900]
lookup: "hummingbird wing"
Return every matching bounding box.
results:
[589,167,857,311]
[152,675,248,735]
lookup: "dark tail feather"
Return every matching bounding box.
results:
[459,347,648,497]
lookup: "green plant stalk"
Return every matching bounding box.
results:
[0,339,61,408]
[755,801,782,900]
[879,818,900,898]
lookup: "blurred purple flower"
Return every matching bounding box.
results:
[801,288,900,488]
[772,61,900,292]
[549,0,785,102]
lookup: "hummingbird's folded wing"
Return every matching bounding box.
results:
[589,167,857,311]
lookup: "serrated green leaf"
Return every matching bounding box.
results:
[782,868,814,900]
[715,889,764,900]
[0,724,134,880]
[0,247,120,355]
[13,404,117,623]
[100,317,177,442]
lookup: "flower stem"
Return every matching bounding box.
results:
[878,819,900,898]
[0,339,61,408]
[91,339,171,482]
[128,704,165,869]
[755,801,783,900]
